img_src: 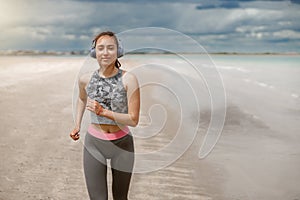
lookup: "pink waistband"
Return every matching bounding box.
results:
[87,125,129,140]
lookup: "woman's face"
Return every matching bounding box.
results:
[95,35,118,68]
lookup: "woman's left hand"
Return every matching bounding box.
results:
[86,97,103,115]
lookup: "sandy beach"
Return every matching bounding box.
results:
[1,55,300,200]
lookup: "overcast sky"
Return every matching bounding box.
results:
[0,0,299,53]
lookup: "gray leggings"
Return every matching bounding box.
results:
[83,132,135,200]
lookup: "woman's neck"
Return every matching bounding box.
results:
[98,64,118,78]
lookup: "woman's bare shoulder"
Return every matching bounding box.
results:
[78,71,94,86]
[121,69,139,91]
[122,69,138,82]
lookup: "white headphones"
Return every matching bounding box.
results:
[89,37,124,58]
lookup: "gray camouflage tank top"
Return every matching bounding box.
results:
[86,69,128,125]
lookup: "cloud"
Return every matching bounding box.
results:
[0,0,300,52]
[273,30,300,39]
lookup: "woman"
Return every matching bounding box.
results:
[69,31,140,200]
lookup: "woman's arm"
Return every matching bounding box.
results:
[75,75,88,130]
[86,72,140,127]
[70,74,89,140]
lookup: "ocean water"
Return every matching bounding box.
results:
[124,54,300,133]
[210,55,300,135]
[211,55,300,95]
[129,54,300,95]
[122,54,300,171]
[122,54,300,199]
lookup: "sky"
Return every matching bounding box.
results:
[0,0,300,53]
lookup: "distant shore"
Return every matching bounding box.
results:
[0,50,299,56]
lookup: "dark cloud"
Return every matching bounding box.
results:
[68,0,202,3]
[195,0,300,10]
[196,1,240,10]
[290,0,300,3]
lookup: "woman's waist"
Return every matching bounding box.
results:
[91,123,127,133]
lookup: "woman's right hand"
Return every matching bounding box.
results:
[70,127,80,141]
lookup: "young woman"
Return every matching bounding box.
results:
[69,31,140,200]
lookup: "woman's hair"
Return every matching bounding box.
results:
[93,31,121,68]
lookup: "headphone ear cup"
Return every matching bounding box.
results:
[90,47,96,58]
[117,39,124,58]
[90,40,96,58]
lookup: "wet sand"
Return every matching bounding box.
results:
[0,56,299,200]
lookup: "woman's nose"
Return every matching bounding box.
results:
[103,48,108,54]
